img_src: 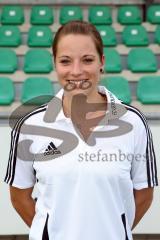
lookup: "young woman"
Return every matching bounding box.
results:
[5,21,158,240]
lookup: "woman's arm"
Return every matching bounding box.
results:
[132,187,154,230]
[10,186,36,227]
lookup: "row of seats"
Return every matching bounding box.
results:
[0,49,53,73]
[101,76,160,104]
[1,24,160,47]
[0,76,160,105]
[0,5,160,25]
[97,25,160,46]
[0,48,158,73]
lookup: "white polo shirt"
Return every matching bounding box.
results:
[5,86,158,240]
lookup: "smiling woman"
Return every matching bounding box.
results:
[55,34,102,91]
[4,20,158,240]
[52,21,106,119]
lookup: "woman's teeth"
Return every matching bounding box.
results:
[68,80,87,84]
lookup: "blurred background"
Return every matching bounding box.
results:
[0,0,159,239]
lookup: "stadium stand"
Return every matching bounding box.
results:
[104,48,122,72]
[127,48,157,72]
[100,76,132,104]
[96,25,117,46]
[88,6,112,25]
[0,1,159,116]
[117,5,142,24]
[155,25,160,44]
[30,6,54,25]
[1,5,24,25]
[21,77,54,104]
[60,6,83,24]
[0,1,160,239]
[137,76,160,104]
[27,26,53,47]
[147,4,160,24]
[23,49,53,73]
[122,25,149,46]
[0,49,18,73]
[0,25,21,47]
[0,77,15,105]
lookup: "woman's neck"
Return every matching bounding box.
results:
[62,90,107,119]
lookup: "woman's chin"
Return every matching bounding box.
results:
[63,80,93,95]
[64,87,88,96]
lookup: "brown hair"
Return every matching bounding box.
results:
[52,20,103,61]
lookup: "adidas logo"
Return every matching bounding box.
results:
[44,142,61,156]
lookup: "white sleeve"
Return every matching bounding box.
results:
[4,124,36,189]
[131,116,158,190]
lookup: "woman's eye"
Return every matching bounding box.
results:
[60,59,70,65]
[83,58,94,64]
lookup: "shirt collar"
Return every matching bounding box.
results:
[47,86,127,123]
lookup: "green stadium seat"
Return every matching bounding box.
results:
[0,49,17,73]
[0,77,14,105]
[96,25,117,46]
[21,77,54,105]
[137,76,160,104]
[103,48,122,73]
[100,76,131,104]
[118,5,142,24]
[59,6,83,24]
[128,48,157,72]
[122,25,149,46]
[1,6,24,25]
[0,26,21,47]
[24,49,53,73]
[88,6,112,25]
[147,5,160,24]
[27,26,53,47]
[155,25,160,44]
[30,6,54,25]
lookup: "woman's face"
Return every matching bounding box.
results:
[55,34,104,98]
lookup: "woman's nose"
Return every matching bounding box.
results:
[71,62,83,76]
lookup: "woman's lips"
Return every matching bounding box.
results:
[67,79,88,83]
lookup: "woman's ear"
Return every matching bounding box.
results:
[101,54,105,68]
[53,58,56,70]
[100,55,105,73]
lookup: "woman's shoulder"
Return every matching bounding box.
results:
[120,102,149,131]
[10,103,48,133]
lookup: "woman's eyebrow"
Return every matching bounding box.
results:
[83,55,96,58]
[58,56,70,59]
[58,54,96,59]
